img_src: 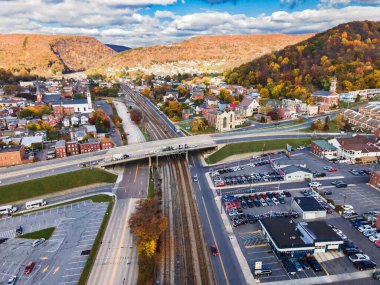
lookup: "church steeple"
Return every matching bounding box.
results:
[330,76,337,94]
[86,86,92,109]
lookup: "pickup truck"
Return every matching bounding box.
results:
[254,266,272,277]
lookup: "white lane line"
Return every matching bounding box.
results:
[62,273,81,277]
[59,281,78,284]
[68,261,86,265]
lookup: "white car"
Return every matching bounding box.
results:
[309,182,322,187]
[272,198,280,205]
[369,233,380,242]
[349,254,370,262]
[32,238,46,247]
[358,225,373,233]
[252,155,260,159]
[363,229,378,237]
[297,146,306,150]
[343,205,354,211]
[7,276,16,285]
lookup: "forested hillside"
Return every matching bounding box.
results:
[0,34,115,76]
[225,21,380,101]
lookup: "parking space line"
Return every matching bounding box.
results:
[68,261,86,265]
[59,281,78,284]
[65,267,82,271]
[62,273,81,277]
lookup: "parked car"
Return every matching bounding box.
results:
[336,182,348,188]
[272,197,280,205]
[309,182,322,187]
[283,259,297,275]
[32,238,45,247]
[6,276,16,285]
[376,240,380,248]
[299,258,311,270]
[363,229,378,237]
[24,261,35,274]
[343,205,354,211]
[323,190,333,195]
[373,271,380,280]
[369,233,380,242]
[358,225,373,233]
[328,168,337,172]
[193,175,198,182]
[307,256,322,271]
[292,259,303,271]
[349,254,370,262]
[0,238,8,244]
[354,260,376,271]
[323,166,332,170]
[16,226,23,236]
[253,266,272,277]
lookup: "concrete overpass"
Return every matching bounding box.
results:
[0,131,345,181]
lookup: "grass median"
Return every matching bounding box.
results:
[205,138,314,164]
[0,169,117,205]
[18,227,55,240]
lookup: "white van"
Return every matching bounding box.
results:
[0,205,18,215]
[25,199,47,210]
[32,238,45,247]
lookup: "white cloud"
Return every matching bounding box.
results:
[0,0,379,47]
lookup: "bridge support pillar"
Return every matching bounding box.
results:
[185,150,188,163]
[156,155,159,169]
[148,156,151,168]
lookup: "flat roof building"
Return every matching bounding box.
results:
[259,218,343,259]
[291,197,327,220]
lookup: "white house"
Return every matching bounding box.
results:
[80,115,89,125]
[63,117,70,127]
[236,96,260,117]
[70,115,80,126]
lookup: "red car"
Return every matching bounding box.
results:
[375,240,380,248]
[211,245,219,256]
[328,168,337,172]
[24,261,35,275]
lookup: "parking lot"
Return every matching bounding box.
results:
[209,149,380,283]
[0,200,108,285]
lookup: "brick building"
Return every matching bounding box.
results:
[79,139,100,153]
[0,145,25,167]
[310,140,337,158]
[369,171,380,189]
[66,141,79,156]
[99,137,114,150]
[55,140,67,158]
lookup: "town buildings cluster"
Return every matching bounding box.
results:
[0,78,115,167]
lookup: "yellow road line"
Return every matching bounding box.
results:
[133,163,139,183]
[201,197,229,285]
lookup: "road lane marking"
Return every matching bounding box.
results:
[201,196,229,285]
[53,267,60,274]
[42,266,49,273]
[133,163,140,183]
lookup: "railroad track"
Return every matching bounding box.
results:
[121,84,214,285]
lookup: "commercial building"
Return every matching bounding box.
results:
[99,137,114,150]
[79,138,101,153]
[291,197,327,220]
[66,141,79,156]
[260,218,343,259]
[280,166,313,182]
[310,140,337,159]
[0,145,25,167]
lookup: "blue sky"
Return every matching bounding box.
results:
[0,0,379,47]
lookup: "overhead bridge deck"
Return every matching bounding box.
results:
[101,142,217,167]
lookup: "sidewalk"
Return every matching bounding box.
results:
[113,101,145,144]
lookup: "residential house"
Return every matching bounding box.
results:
[63,117,70,127]
[236,96,260,117]
[206,96,218,107]
[70,115,80,126]
[85,125,97,138]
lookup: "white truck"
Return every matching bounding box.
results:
[25,199,46,210]
[0,205,18,215]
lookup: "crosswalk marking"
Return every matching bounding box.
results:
[0,229,15,239]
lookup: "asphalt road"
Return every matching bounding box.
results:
[189,153,246,285]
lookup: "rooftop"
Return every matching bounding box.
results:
[260,218,312,249]
[312,140,337,151]
[301,221,343,243]
[282,165,312,175]
[293,197,325,212]
[0,145,22,153]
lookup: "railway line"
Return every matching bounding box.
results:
[121,84,215,285]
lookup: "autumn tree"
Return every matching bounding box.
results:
[191,118,208,133]
[130,108,143,124]
[141,87,151,97]
[218,88,230,102]
[177,85,187,97]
